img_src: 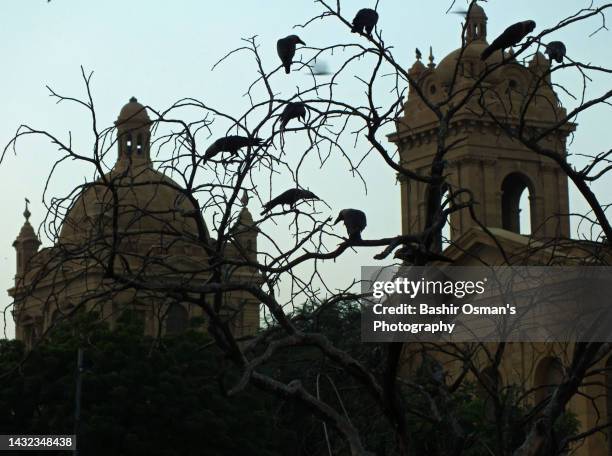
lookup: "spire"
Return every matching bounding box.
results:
[466,2,487,43]
[13,198,41,277]
[114,97,152,171]
[240,190,250,207]
[428,46,436,69]
[24,198,31,222]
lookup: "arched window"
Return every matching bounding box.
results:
[501,173,533,234]
[165,304,189,335]
[136,134,143,154]
[534,356,564,406]
[125,134,133,155]
[440,187,452,250]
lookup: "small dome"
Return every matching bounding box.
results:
[468,3,487,19]
[409,59,426,77]
[116,97,150,125]
[16,221,37,242]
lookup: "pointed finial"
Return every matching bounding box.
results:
[415,48,422,61]
[24,198,31,222]
[428,46,435,68]
[129,96,138,103]
[241,190,249,207]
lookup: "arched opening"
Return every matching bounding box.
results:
[534,356,564,406]
[165,304,189,335]
[501,172,533,234]
[125,134,133,155]
[136,133,143,154]
[441,187,452,250]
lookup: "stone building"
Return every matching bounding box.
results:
[390,5,609,455]
[9,98,261,346]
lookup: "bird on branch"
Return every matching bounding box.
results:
[279,102,307,131]
[334,209,367,241]
[261,188,319,215]
[204,136,263,161]
[351,8,379,35]
[481,20,536,61]
[545,41,566,63]
[277,35,306,74]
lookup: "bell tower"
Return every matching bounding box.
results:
[114,97,152,171]
[390,4,574,243]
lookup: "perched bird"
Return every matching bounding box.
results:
[545,41,566,64]
[393,244,452,265]
[481,20,536,61]
[415,48,422,60]
[351,8,379,35]
[279,102,307,131]
[260,188,319,215]
[334,209,367,241]
[277,35,306,74]
[204,135,263,160]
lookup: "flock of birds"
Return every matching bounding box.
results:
[202,9,567,248]
[480,19,566,64]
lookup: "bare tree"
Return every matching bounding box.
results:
[3,1,612,455]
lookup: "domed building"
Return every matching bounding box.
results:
[9,97,261,345]
[391,5,610,455]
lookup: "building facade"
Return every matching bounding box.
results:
[390,5,609,455]
[9,98,261,346]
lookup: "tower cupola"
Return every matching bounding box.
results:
[114,97,151,170]
[13,199,41,278]
[466,3,488,43]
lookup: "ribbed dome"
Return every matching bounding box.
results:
[58,167,208,254]
[435,41,505,87]
[117,97,150,125]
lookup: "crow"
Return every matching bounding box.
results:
[280,102,307,131]
[204,136,263,161]
[545,41,566,64]
[393,244,452,265]
[351,8,379,35]
[277,35,306,74]
[261,189,319,215]
[481,20,536,61]
[334,209,367,241]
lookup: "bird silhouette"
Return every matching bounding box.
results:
[261,188,318,215]
[545,41,566,63]
[280,102,307,131]
[351,8,379,35]
[481,20,536,61]
[204,136,263,161]
[334,209,367,241]
[277,35,306,74]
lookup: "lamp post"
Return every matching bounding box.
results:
[73,348,84,456]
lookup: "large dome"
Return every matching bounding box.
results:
[58,167,207,251]
[58,98,209,256]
